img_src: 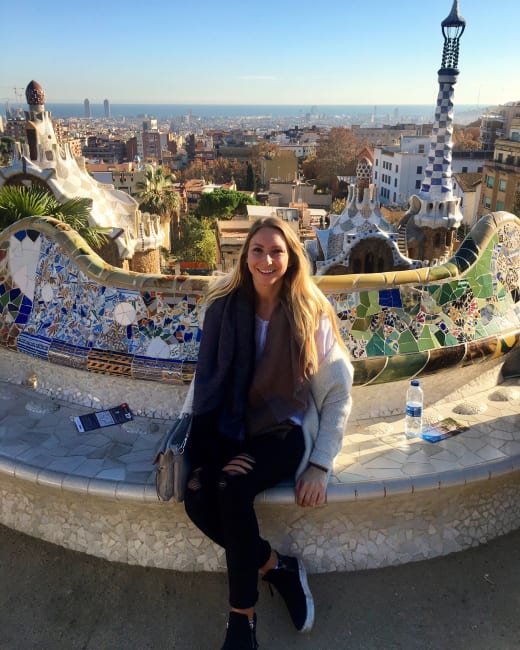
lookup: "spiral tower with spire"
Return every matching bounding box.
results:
[402,1,466,264]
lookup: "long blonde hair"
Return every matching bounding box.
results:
[207,216,347,376]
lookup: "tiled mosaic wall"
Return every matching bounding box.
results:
[0,213,519,386]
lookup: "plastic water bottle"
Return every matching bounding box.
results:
[405,380,423,438]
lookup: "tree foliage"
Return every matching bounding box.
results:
[176,158,248,189]
[197,189,258,219]
[453,127,481,151]
[135,166,180,217]
[315,128,364,185]
[0,185,109,249]
[0,137,15,167]
[171,214,216,267]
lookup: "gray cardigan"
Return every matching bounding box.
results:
[182,337,353,484]
[297,341,354,481]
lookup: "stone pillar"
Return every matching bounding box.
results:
[130,249,161,274]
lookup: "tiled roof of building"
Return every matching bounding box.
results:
[453,172,482,193]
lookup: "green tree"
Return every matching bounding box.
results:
[0,185,109,249]
[171,214,216,267]
[197,189,258,219]
[0,137,15,166]
[135,165,180,218]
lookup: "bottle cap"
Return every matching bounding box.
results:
[411,379,420,386]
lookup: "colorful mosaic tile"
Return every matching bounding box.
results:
[0,214,519,386]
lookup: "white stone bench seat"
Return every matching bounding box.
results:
[1,347,519,572]
[1,378,519,505]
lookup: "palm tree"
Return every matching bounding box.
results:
[135,166,182,249]
[135,166,177,213]
[0,185,109,249]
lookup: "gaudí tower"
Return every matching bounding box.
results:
[402,0,466,264]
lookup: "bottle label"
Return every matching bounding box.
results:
[406,404,422,418]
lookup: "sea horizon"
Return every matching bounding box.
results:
[38,102,486,123]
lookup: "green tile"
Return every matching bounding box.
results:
[476,275,494,299]
[398,330,420,353]
[350,357,387,386]
[437,284,454,305]
[370,352,429,384]
[351,317,371,331]
[366,334,386,356]
[418,325,440,350]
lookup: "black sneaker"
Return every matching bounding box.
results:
[262,553,314,633]
[221,611,259,650]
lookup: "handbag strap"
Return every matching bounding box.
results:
[180,377,194,415]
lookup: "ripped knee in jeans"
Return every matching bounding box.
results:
[219,453,255,489]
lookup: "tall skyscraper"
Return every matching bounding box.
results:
[104,99,110,118]
[84,98,91,118]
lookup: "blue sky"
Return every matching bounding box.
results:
[2,0,519,107]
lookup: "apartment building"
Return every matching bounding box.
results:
[479,117,520,217]
[351,124,431,147]
[480,101,520,149]
[374,136,490,207]
[81,135,127,163]
[452,172,482,226]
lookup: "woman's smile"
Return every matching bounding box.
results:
[247,227,289,294]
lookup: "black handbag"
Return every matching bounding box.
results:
[153,413,192,502]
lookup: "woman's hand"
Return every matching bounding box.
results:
[295,465,327,507]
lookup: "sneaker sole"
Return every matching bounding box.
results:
[295,556,314,633]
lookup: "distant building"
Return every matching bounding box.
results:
[452,172,482,226]
[103,99,110,119]
[479,117,520,217]
[268,181,332,210]
[84,98,90,118]
[375,135,490,208]
[351,123,428,147]
[480,102,520,149]
[82,135,127,164]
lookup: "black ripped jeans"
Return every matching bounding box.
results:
[184,425,305,609]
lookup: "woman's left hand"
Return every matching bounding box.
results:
[295,465,327,507]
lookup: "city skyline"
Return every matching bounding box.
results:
[2,0,519,108]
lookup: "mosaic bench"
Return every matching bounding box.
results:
[0,211,519,571]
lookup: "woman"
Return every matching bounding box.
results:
[184,216,353,649]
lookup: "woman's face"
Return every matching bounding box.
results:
[246,227,290,295]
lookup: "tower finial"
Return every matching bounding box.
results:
[440,0,466,71]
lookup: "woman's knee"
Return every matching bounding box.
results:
[218,454,257,505]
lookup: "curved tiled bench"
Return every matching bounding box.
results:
[0,211,519,570]
[1,348,519,572]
